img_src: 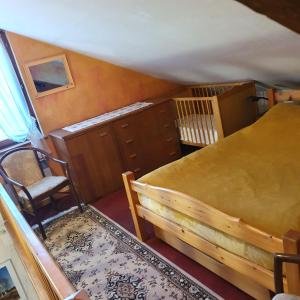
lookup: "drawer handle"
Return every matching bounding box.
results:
[166,137,173,142]
[121,123,129,128]
[99,132,108,137]
[129,153,137,159]
[169,151,176,156]
[163,123,170,128]
[134,168,141,173]
[125,139,134,144]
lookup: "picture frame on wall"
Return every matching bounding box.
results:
[24,54,75,98]
[0,260,27,300]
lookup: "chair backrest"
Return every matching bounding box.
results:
[0,148,43,189]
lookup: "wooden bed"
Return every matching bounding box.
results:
[122,88,300,300]
[173,81,257,147]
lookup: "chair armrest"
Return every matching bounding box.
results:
[33,148,70,177]
[0,170,33,204]
[274,253,300,294]
[0,169,23,188]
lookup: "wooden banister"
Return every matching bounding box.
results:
[0,185,90,300]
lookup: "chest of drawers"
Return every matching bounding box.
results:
[49,100,181,203]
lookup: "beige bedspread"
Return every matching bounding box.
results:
[137,104,300,269]
[139,103,300,238]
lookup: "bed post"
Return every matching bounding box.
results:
[267,88,276,108]
[283,230,300,294]
[122,171,148,241]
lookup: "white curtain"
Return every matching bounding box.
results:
[0,37,39,142]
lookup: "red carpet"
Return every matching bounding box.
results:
[93,189,255,300]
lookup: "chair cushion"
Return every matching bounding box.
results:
[18,176,68,210]
[273,294,300,300]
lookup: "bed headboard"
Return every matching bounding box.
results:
[268,88,300,107]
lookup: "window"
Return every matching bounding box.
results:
[0,30,38,149]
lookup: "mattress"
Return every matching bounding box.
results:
[139,194,273,270]
[138,104,300,270]
[178,114,218,145]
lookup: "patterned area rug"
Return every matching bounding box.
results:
[42,206,222,300]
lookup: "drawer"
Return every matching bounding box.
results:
[155,101,176,127]
[113,115,140,140]
[124,157,144,178]
[118,136,139,153]
[163,145,181,163]
[159,121,177,138]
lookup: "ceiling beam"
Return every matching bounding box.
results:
[236,0,300,35]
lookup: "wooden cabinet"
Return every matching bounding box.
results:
[49,100,181,203]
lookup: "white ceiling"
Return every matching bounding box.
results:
[1,0,300,87]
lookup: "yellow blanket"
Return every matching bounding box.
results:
[139,104,300,238]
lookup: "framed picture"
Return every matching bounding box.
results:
[0,260,26,300]
[24,54,75,98]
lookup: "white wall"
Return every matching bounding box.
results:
[0,0,300,86]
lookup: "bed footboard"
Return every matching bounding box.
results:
[122,171,300,298]
[283,230,300,295]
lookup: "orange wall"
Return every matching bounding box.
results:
[7,32,181,135]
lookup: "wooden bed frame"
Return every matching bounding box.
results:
[122,88,300,300]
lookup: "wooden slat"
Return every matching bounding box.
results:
[122,172,148,241]
[211,96,224,139]
[207,100,215,143]
[186,100,196,143]
[179,100,190,142]
[175,100,184,138]
[201,100,210,144]
[195,100,206,145]
[137,205,277,291]
[132,181,283,253]
[155,227,272,300]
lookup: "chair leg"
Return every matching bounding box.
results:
[38,220,47,240]
[69,182,83,213]
[49,195,58,211]
[34,210,46,240]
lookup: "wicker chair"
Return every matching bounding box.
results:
[0,146,83,239]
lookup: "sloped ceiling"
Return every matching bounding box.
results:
[1,0,300,87]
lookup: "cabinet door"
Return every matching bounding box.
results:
[66,133,97,203]
[87,126,124,197]
[66,126,123,203]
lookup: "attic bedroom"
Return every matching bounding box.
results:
[0,1,300,300]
